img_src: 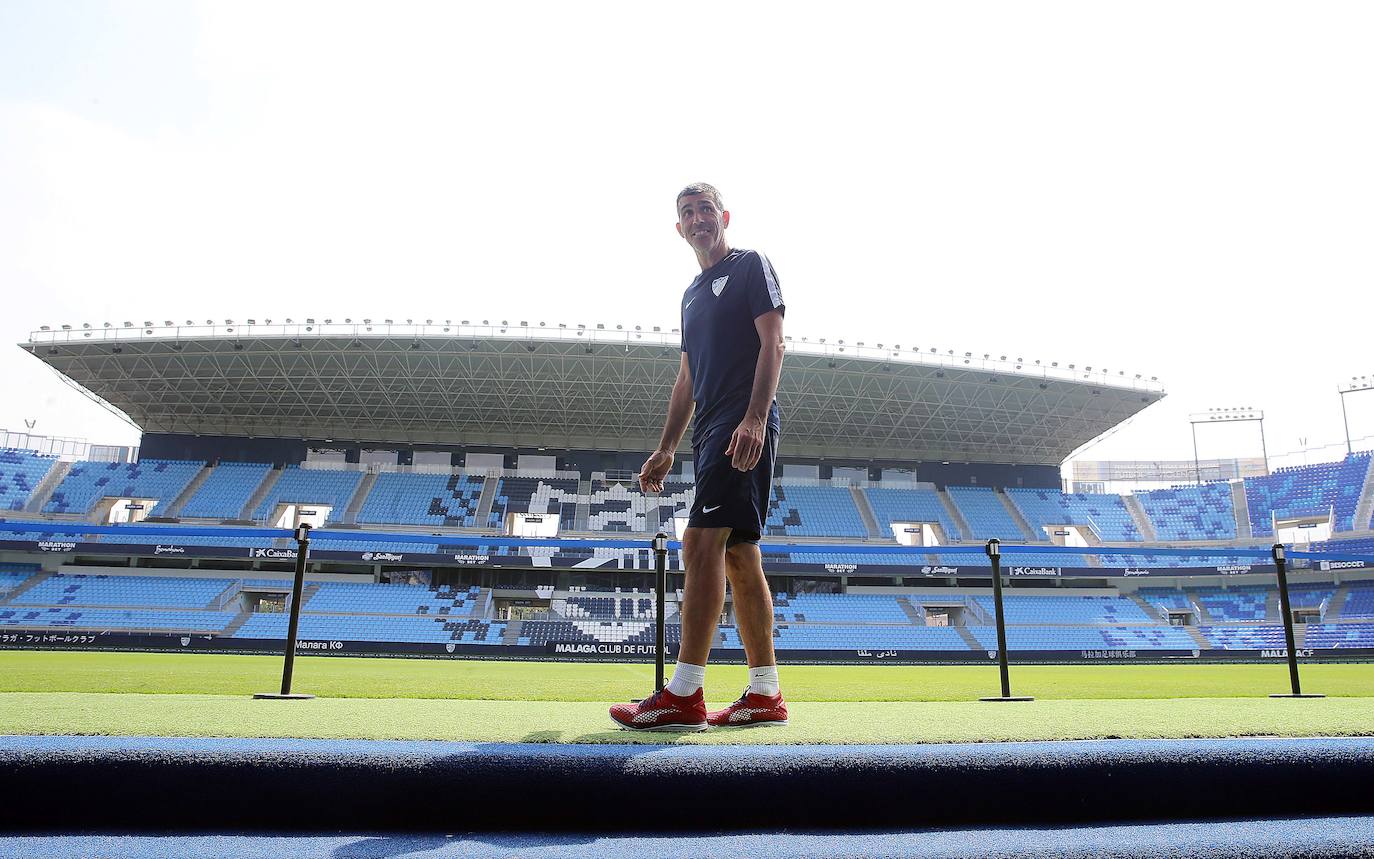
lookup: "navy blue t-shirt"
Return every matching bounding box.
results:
[680,248,785,436]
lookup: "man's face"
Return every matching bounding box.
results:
[675,193,730,254]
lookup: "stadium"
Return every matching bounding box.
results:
[2,319,1371,664]
[5,319,1374,852]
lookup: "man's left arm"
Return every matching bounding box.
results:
[726,308,785,471]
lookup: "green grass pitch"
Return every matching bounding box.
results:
[1,650,1371,745]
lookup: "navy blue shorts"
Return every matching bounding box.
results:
[687,422,779,546]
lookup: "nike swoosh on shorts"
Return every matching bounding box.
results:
[703,505,721,513]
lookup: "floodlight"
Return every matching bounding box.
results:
[123,321,132,327]
[246,319,256,325]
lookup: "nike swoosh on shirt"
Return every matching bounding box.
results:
[703,505,721,513]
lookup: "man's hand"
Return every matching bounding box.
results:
[725,415,767,472]
[639,449,674,493]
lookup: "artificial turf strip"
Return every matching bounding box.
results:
[3,693,1373,744]
[2,651,1372,701]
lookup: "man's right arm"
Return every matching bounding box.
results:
[640,353,694,493]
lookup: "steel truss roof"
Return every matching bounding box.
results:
[22,322,1165,465]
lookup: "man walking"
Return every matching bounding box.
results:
[610,183,789,731]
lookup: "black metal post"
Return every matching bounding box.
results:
[1269,543,1324,699]
[653,532,668,692]
[254,523,316,700]
[980,538,1033,702]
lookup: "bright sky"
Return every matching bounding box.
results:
[2,1,1372,469]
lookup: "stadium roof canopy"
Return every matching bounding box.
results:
[23,321,1165,465]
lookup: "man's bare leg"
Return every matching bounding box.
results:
[676,526,730,668]
[724,542,776,669]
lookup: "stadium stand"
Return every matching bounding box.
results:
[967,625,1197,651]
[763,485,867,539]
[946,486,1027,541]
[250,465,364,524]
[970,594,1154,625]
[1192,586,1270,621]
[1005,488,1141,542]
[44,459,203,516]
[1304,624,1374,648]
[1133,482,1236,542]
[773,593,914,624]
[1198,625,1288,649]
[177,462,272,519]
[488,477,580,529]
[0,448,57,511]
[1340,582,1374,619]
[862,486,963,541]
[1243,452,1372,535]
[0,607,238,632]
[0,562,40,594]
[356,472,485,527]
[10,574,233,608]
[232,613,506,644]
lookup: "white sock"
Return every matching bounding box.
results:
[748,664,780,697]
[666,661,706,697]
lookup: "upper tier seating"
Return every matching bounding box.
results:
[1005,488,1141,542]
[946,486,1027,541]
[1243,452,1372,535]
[585,480,697,533]
[1134,483,1236,542]
[11,574,232,608]
[0,448,57,512]
[45,459,203,515]
[178,462,272,519]
[863,487,962,541]
[357,472,485,527]
[765,485,867,538]
[488,478,580,529]
[251,466,363,524]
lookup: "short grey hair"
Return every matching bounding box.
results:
[676,183,723,212]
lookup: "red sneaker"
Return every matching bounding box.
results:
[707,687,789,729]
[609,687,708,732]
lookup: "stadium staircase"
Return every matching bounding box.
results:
[1126,592,1162,621]
[0,571,50,606]
[850,486,884,538]
[996,489,1039,541]
[896,596,925,625]
[574,478,592,531]
[1230,480,1253,539]
[954,624,982,651]
[220,607,256,637]
[1181,624,1211,651]
[240,467,282,520]
[341,472,378,525]
[166,464,214,518]
[936,489,972,542]
[1326,584,1351,622]
[1265,588,1281,623]
[1122,495,1158,542]
[502,620,523,645]
[476,476,499,526]
[22,461,71,514]
[1355,455,1374,532]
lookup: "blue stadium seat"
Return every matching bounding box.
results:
[178,462,272,519]
[0,448,57,512]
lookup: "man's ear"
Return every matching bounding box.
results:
[675,222,685,239]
